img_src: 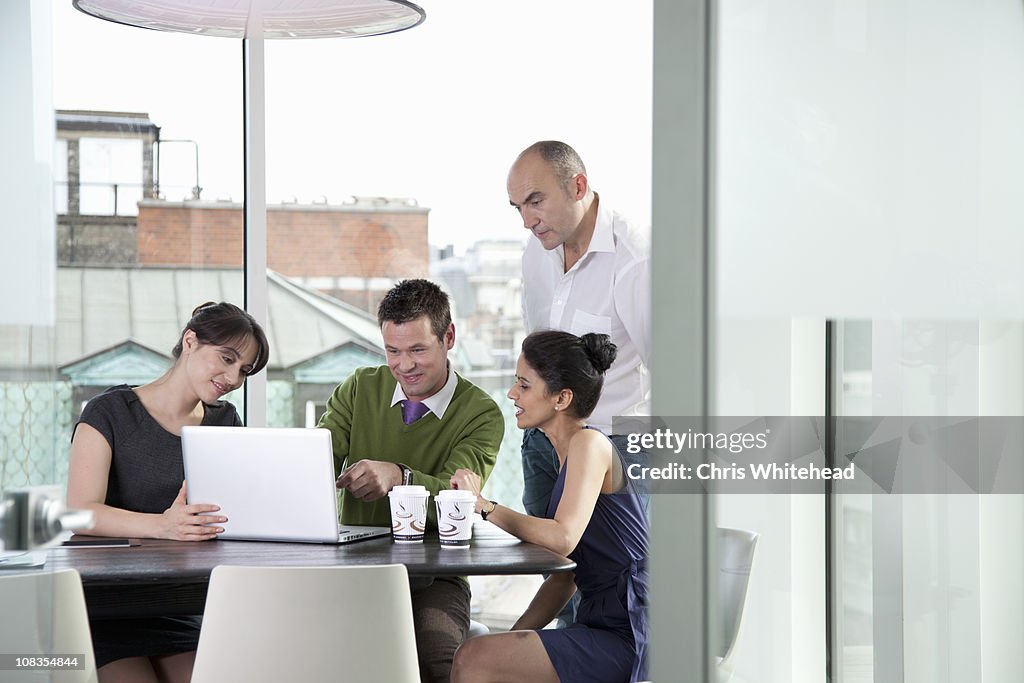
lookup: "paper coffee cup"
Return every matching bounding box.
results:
[435,489,476,548]
[388,485,429,543]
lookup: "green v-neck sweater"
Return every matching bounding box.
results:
[318,365,504,528]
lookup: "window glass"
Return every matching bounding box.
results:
[78,137,143,216]
[264,0,652,626]
[833,321,874,681]
[49,3,243,488]
[831,321,1024,682]
[263,0,653,461]
[1,0,59,496]
[54,137,68,214]
[6,0,655,641]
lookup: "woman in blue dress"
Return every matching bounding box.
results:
[66,301,269,683]
[451,330,648,683]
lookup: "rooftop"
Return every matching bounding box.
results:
[0,266,384,373]
[56,110,159,134]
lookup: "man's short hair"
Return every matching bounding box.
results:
[522,140,587,187]
[377,279,452,341]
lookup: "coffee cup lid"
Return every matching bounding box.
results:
[389,484,428,496]
[437,489,476,499]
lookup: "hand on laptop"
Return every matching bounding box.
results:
[336,460,403,502]
[161,481,227,541]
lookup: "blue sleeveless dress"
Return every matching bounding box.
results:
[536,430,649,682]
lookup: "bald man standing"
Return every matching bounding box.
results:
[507,141,650,624]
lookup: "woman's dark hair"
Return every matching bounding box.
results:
[521,330,617,419]
[172,302,270,376]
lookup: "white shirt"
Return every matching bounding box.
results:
[521,198,650,433]
[389,363,458,420]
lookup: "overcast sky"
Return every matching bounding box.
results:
[53,1,652,252]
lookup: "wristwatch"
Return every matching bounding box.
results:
[397,463,413,486]
[480,499,498,520]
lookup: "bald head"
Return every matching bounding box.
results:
[508,140,596,253]
[515,141,588,189]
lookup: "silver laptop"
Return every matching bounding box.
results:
[181,426,390,544]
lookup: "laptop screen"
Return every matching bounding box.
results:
[181,426,341,543]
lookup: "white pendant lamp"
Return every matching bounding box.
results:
[72,0,425,39]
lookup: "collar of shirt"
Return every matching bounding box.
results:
[550,194,617,271]
[389,362,458,421]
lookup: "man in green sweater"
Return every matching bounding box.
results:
[318,278,504,683]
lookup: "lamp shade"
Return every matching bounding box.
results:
[72,0,425,39]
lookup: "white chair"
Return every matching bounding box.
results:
[716,527,758,683]
[0,568,98,683]
[191,564,420,683]
[639,527,758,683]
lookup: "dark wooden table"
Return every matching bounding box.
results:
[46,534,575,618]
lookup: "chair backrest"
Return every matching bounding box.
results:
[717,527,758,680]
[192,564,420,683]
[0,568,98,683]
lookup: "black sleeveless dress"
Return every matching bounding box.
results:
[535,428,649,682]
[75,385,241,668]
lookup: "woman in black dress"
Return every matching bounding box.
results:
[66,301,269,683]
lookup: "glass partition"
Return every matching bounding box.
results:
[713,0,1024,680]
[830,321,1024,682]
